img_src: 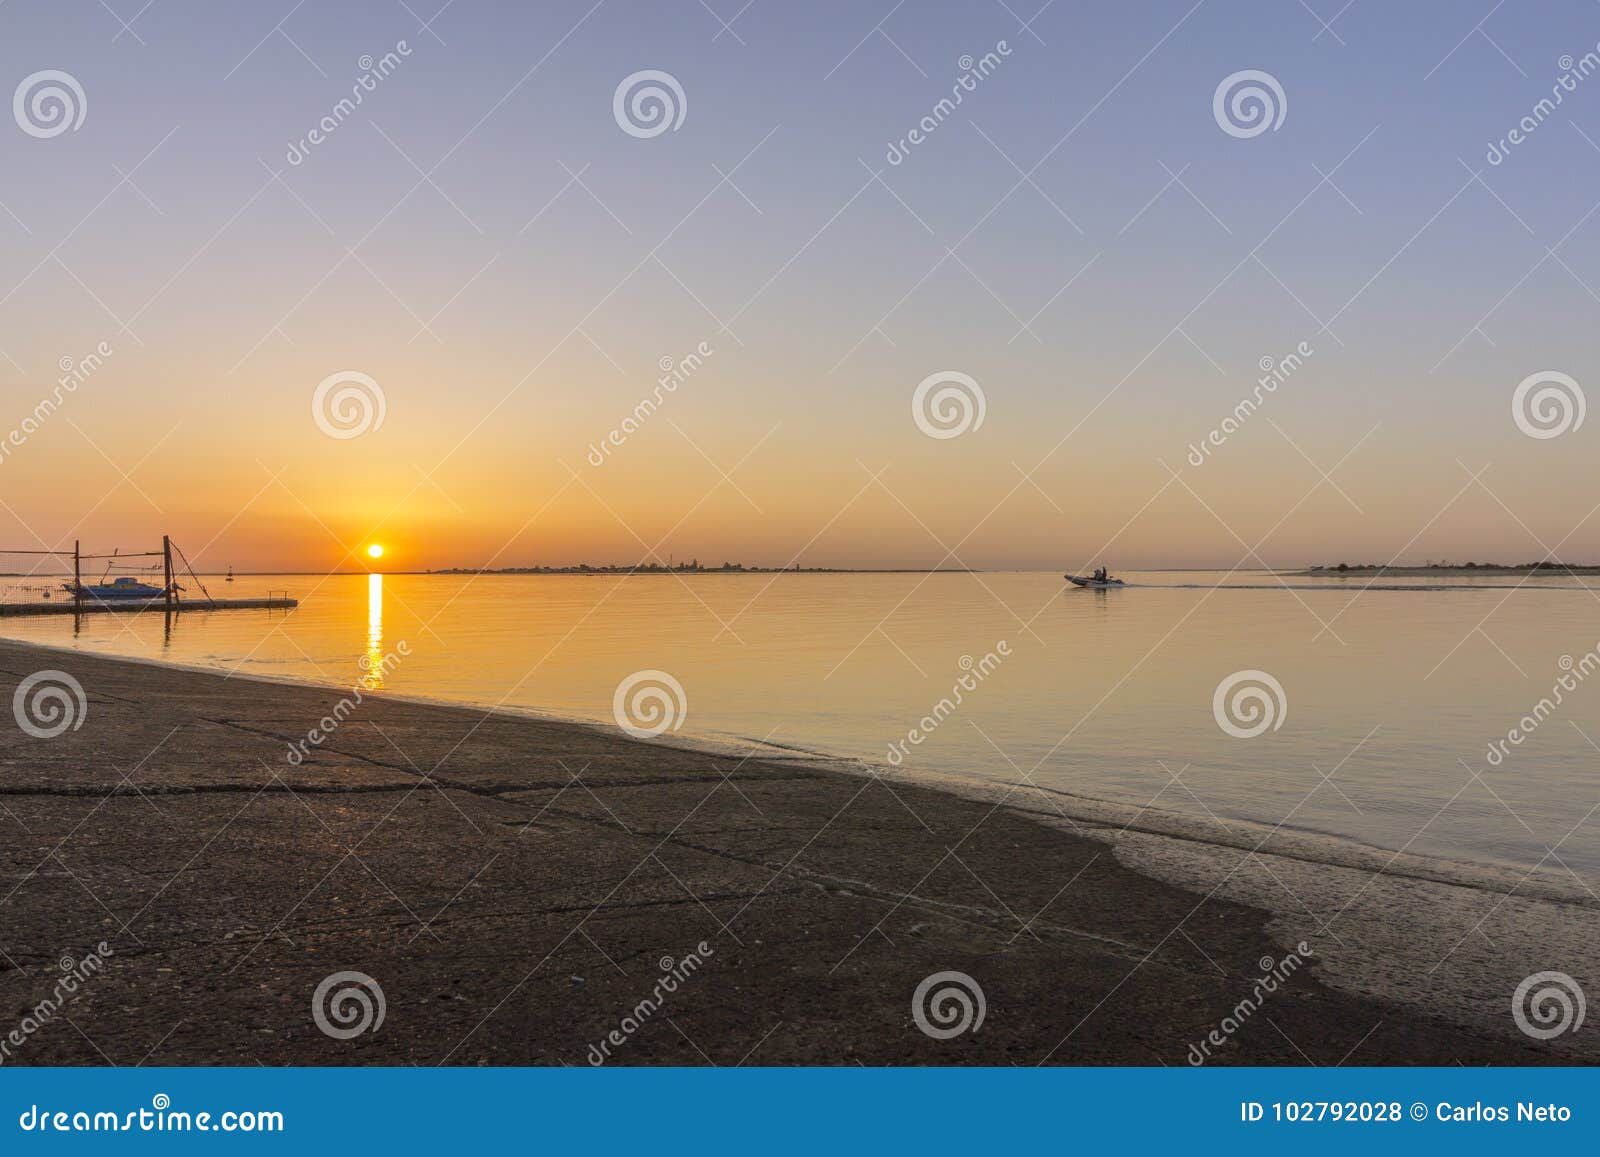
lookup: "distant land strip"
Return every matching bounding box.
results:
[428,564,982,575]
[1289,562,1600,576]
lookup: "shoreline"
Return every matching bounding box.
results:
[1285,567,1600,578]
[0,636,1592,1065]
[8,628,1581,899]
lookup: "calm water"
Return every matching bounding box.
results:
[5,570,1599,879]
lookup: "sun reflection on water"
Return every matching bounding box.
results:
[365,572,384,687]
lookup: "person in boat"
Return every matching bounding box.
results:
[1093,566,1107,583]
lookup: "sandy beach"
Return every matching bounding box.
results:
[0,637,1592,1066]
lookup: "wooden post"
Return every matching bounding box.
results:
[163,535,174,612]
[73,540,81,611]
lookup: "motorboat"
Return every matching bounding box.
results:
[1065,574,1124,589]
[60,576,170,601]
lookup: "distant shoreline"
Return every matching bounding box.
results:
[425,566,983,575]
[0,568,986,578]
[14,564,1595,578]
[1287,564,1600,577]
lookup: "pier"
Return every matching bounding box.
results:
[0,595,296,616]
[0,535,298,616]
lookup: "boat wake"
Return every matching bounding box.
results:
[1147,581,1599,592]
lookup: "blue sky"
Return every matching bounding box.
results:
[2,0,1599,569]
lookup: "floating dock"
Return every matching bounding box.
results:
[1,535,298,617]
[0,597,297,617]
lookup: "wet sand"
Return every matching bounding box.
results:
[0,638,1591,1065]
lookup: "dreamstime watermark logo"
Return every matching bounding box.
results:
[1212,69,1286,139]
[587,341,714,466]
[1485,645,1600,767]
[16,1094,282,1134]
[885,41,1012,165]
[887,643,1010,766]
[286,41,412,165]
[13,70,86,138]
[1487,47,1600,165]
[613,70,686,138]
[1512,370,1584,439]
[0,942,113,1065]
[912,970,985,1039]
[1,341,113,468]
[1212,669,1287,738]
[1187,341,1313,466]
[1186,943,1312,1064]
[12,670,87,739]
[912,371,986,439]
[311,971,386,1040]
[612,670,687,739]
[312,370,386,439]
[586,941,715,1064]
[285,641,410,764]
[1512,970,1585,1040]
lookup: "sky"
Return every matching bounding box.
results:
[2,0,1599,572]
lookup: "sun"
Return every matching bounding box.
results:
[366,544,384,560]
